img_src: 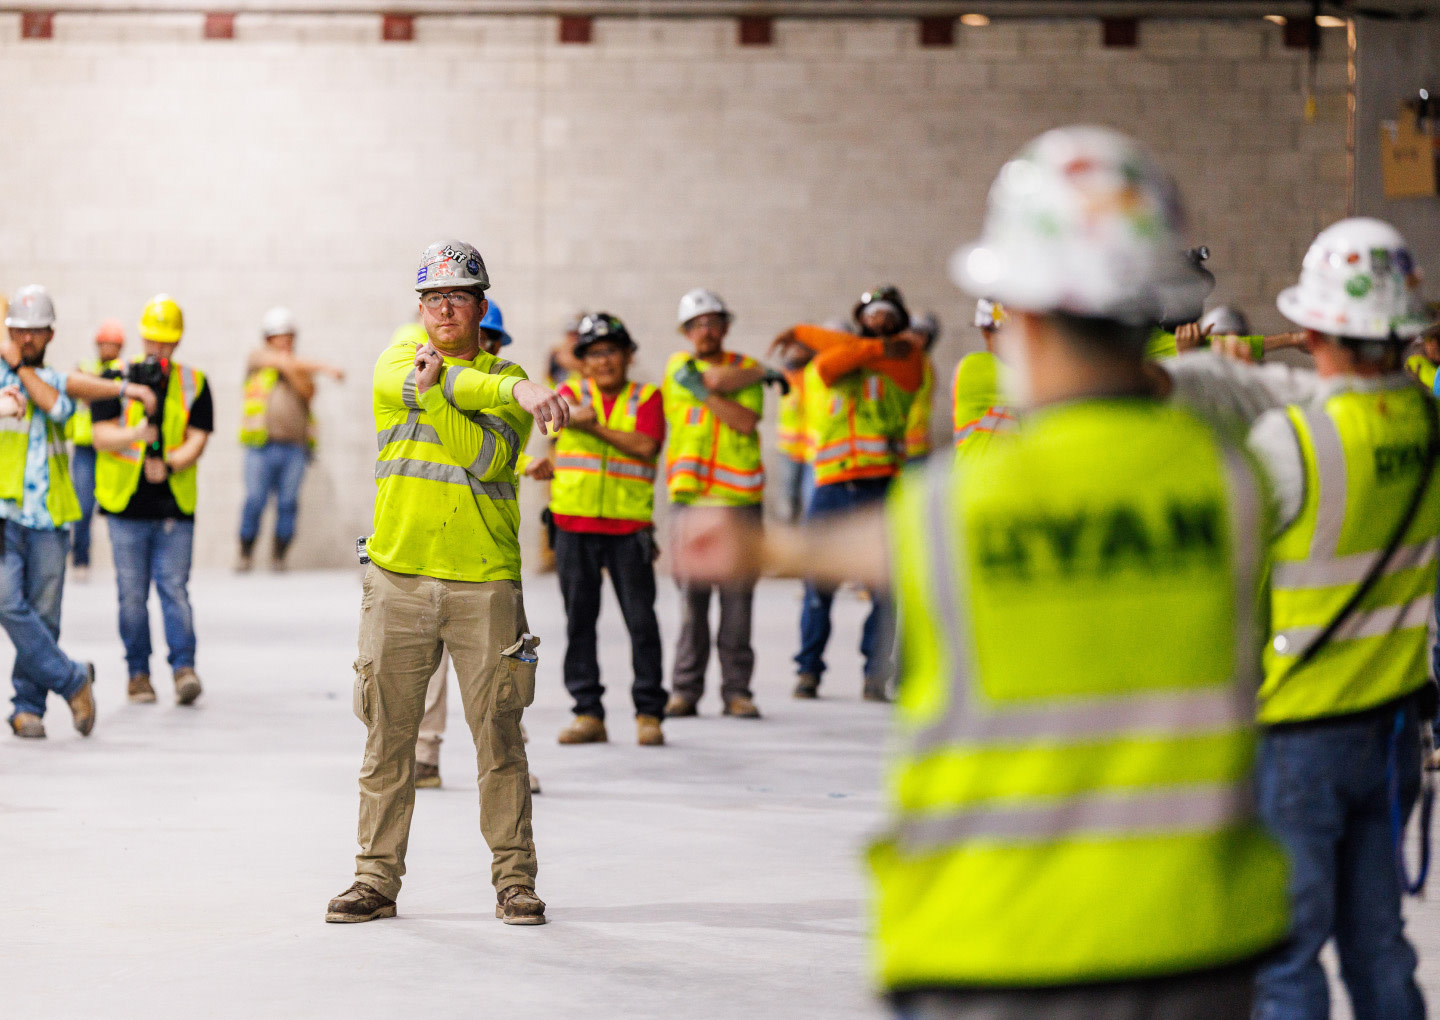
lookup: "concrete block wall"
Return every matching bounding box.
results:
[0,14,1349,567]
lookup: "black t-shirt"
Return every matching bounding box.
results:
[92,380,214,520]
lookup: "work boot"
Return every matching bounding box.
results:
[495,885,546,925]
[530,773,542,795]
[10,712,45,738]
[636,715,664,746]
[272,538,291,573]
[862,673,891,704]
[128,673,156,703]
[665,694,698,717]
[325,881,397,924]
[723,696,762,719]
[793,673,820,699]
[415,761,441,789]
[558,714,607,744]
[235,539,255,573]
[174,668,203,706]
[68,664,96,736]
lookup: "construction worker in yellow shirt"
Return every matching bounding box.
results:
[673,125,1288,1020]
[327,240,568,928]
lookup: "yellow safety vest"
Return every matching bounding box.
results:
[952,351,1016,462]
[95,363,205,516]
[1260,383,1440,723]
[805,361,910,487]
[367,338,531,584]
[662,350,765,506]
[776,367,809,462]
[239,365,317,449]
[0,401,82,526]
[903,359,935,461]
[551,379,659,522]
[873,399,1288,991]
[65,357,121,447]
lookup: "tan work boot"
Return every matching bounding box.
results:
[415,761,441,789]
[793,673,820,699]
[723,696,762,719]
[529,773,542,795]
[174,668,203,706]
[325,881,397,924]
[68,664,96,736]
[496,885,546,925]
[636,715,664,746]
[862,673,892,704]
[664,694,697,717]
[10,712,45,738]
[558,715,607,744]
[128,674,156,703]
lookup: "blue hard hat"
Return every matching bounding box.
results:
[479,298,512,347]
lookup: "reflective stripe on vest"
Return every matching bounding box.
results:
[375,410,518,501]
[663,350,765,505]
[1260,386,1440,722]
[804,359,907,486]
[953,407,1016,445]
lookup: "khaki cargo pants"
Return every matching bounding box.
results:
[352,564,537,901]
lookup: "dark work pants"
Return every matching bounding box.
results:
[671,504,761,705]
[554,528,666,720]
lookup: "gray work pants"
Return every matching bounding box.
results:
[670,504,761,705]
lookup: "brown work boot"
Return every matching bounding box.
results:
[415,761,441,789]
[529,773,542,795]
[862,673,892,704]
[174,668,203,706]
[495,885,546,925]
[558,714,607,744]
[128,674,156,703]
[10,712,45,738]
[636,714,664,746]
[235,541,254,573]
[68,664,96,736]
[325,881,397,924]
[793,673,820,699]
[665,694,697,717]
[723,696,762,719]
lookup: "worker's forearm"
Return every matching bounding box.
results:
[765,508,890,590]
[275,363,317,402]
[706,365,765,394]
[65,373,125,402]
[704,395,759,435]
[587,424,659,461]
[167,429,209,471]
[16,366,62,414]
[419,386,520,481]
[439,365,520,412]
[91,421,136,452]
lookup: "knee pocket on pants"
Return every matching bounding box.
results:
[352,655,375,724]
[492,646,537,714]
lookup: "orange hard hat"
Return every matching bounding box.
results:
[95,319,125,344]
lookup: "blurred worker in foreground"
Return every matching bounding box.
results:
[665,289,773,720]
[414,298,542,795]
[772,286,924,702]
[236,307,345,572]
[91,295,211,706]
[952,299,1016,460]
[547,313,667,747]
[769,331,814,524]
[1153,217,1435,1020]
[328,241,567,927]
[1407,316,1440,771]
[66,319,126,581]
[675,126,1289,1019]
[903,313,940,462]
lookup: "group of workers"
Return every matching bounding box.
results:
[320,125,1438,1020]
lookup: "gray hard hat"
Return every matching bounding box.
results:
[415,240,490,293]
[5,284,56,329]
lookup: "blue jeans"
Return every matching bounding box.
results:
[108,517,196,677]
[1254,700,1428,1020]
[775,456,812,526]
[239,443,308,545]
[2,520,86,719]
[69,444,97,567]
[795,477,893,680]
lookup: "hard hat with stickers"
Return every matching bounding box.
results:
[1277,217,1432,342]
[5,284,56,330]
[415,239,490,293]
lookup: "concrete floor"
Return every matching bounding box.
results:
[1,568,1435,1019]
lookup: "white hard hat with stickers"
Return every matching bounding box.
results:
[1277,217,1431,341]
[5,284,56,329]
[950,126,1205,326]
[974,299,1008,330]
[415,240,490,293]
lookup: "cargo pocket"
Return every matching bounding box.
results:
[352,655,375,724]
[493,633,539,713]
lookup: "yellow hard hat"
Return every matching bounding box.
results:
[139,294,184,343]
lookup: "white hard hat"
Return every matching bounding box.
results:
[416,239,489,292]
[5,284,55,329]
[677,288,732,329]
[1277,217,1431,341]
[951,126,1205,327]
[261,306,297,339]
[1199,305,1250,336]
[974,299,1008,330]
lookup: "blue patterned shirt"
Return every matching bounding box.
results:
[0,365,73,531]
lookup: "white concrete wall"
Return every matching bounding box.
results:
[0,14,1349,567]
